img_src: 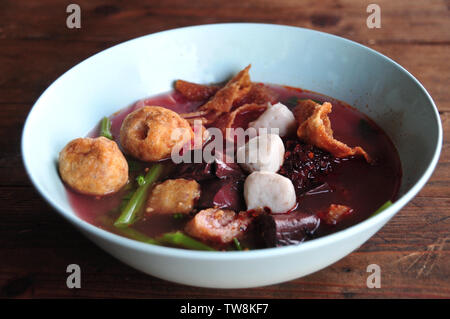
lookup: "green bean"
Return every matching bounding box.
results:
[100,116,113,140]
[370,200,393,218]
[158,231,216,251]
[114,164,163,228]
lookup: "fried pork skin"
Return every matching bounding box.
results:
[120,106,194,162]
[146,178,201,215]
[185,208,253,244]
[294,99,371,162]
[59,137,128,196]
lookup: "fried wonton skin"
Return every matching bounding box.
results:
[199,65,252,113]
[215,103,267,140]
[233,82,278,107]
[120,106,194,162]
[294,100,371,162]
[146,178,201,215]
[175,80,220,101]
[177,66,275,127]
[59,137,128,196]
[184,208,253,244]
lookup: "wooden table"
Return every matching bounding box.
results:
[1,0,449,298]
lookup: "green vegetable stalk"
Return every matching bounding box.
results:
[158,231,216,251]
[370,200,393,218]
[118,227,160,245]
[136,175,145,186]
[233,238,243,251]
[100,116,114,140]
[99,214,159,245]
[114,164,163,228]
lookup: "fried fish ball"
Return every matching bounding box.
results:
[58,136,128,196]
[119,106,194,162]
[146,178,201,215]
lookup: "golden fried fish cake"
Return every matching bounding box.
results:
[146,178,201,215]
[59,137,128,196]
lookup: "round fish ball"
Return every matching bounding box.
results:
[248,102,296,137]
[236,133,285,173]
[244,171,296,214]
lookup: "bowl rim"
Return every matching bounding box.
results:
[21,22,443,260]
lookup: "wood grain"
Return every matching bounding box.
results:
[0,0,449,298]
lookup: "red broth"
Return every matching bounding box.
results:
[66,84,402,247]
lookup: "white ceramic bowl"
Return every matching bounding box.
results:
[22,23,442,288]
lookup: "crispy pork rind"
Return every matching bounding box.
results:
[184,208,253,244]
[175,80,220,101]
[199,64,252,114]
[294,99,371,162]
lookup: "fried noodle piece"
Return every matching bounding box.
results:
[294,99,371,162]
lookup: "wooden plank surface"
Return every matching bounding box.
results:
[0,0,449,298]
